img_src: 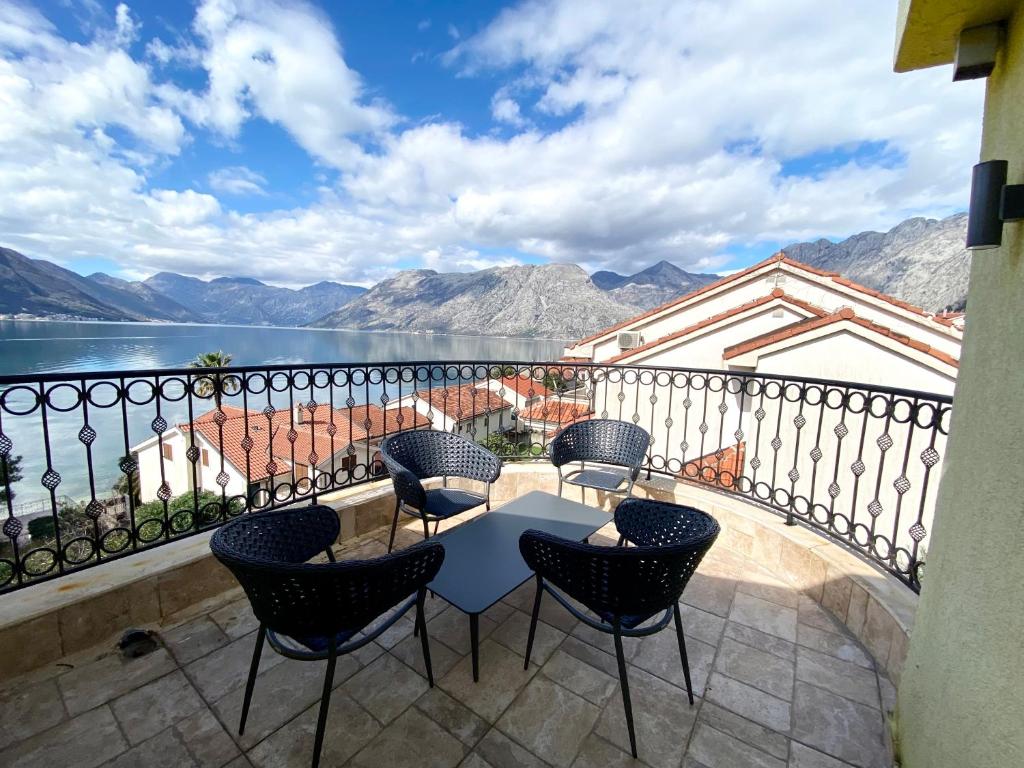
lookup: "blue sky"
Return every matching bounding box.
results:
[0,0,984,286]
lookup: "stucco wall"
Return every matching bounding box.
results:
[754,330,956,394]
[897,8,1024,767]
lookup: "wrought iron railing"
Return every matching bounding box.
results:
[0,361,951,594]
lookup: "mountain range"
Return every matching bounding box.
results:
[781,212,969,312]
[142,273,366,326]
[0,212,971,338]
[0,247,366,326]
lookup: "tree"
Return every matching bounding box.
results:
[112,454,140,505]
[189,351,240,407]
[28,516,55,540]
[0,454,23,505]
[542,371,569,394]
[480,432,526,458]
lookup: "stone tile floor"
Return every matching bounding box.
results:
[0,519,895,768]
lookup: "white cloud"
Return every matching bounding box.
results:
[0,0,986,287]
[490,89,529,127]
[168,0,394,168]
[208,166,268,196]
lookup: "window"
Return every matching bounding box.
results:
[161,443,173,461]
[201,449,209,467]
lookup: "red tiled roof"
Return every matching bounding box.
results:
[722,307,959,368]
[520,400,593,425]
[415,383,510,420]
[606,289,827,363]
[186,418,279,481]
[495,376,552,399]
[345,404,430,437]
[181,403,428,481]
[572,252,959,348]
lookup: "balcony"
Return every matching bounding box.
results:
[0,361,943,767]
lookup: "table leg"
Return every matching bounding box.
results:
[470,613,480,683]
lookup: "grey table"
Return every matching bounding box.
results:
[428,489,612,681]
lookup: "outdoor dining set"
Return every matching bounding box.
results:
[210,418,721,768]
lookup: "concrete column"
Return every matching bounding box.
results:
[897,8,1024,767]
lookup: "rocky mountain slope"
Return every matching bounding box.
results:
[308,264,638,338]
[591,260,719,310]
[86,273,193,322]
[143,273,366,326]
[0,247,187,321]
[783,213,969,312]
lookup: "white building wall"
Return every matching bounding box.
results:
[585,267,961,363]
[136,430,190,503]
[590,275,776,361]
[191,433,249,500]
[620,305,809,369]
[753,333,956,395]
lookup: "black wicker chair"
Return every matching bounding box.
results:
[210,505,445,768]
[518,500,718,759]
[380,430,502,552]
[549,419,650,501]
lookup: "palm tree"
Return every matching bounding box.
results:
[189,351,240,408]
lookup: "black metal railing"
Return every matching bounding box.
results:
[0,361,951,594]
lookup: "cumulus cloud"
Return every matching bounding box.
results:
[0,0,986,286]
[208,166,268,196]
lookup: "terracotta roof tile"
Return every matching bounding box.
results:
[415,383,510,420]
[520,400,593,425]
[181,402,428,481]
[490,376,552,399]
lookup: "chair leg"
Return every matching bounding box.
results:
[613,629,638,759]
[616,535,626,547]
[324,547,336,562]
[421,515,431,541]
[524,577,543,670]
[557,475,563,497]
[433,519,440,537]
[311,644,338,768]
[417,589,434,686]
[673,603,695,705]
[387,500,401,553]
[239,624,266,735]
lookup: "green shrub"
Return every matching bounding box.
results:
[28,516,55,540]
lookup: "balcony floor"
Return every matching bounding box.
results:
[0,520,894,768]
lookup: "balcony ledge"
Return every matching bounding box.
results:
[0,463,915,687]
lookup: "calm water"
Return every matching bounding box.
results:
[0,321,566,506]
[0,320,566,376]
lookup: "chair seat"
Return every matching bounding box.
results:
[594,609,662,630]
[565,468,627,491]
[422,488,487,519]
[268,626,361,656]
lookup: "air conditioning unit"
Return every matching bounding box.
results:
[617,331,642,349]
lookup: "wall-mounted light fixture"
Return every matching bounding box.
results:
[953,24,1002,81]
[966,161,1024,250]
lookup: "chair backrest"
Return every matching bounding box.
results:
[519,512,718,623]
[211,506,445,639]
[380,430,502,510]
[614,498,716,548]
[549,419,651,472]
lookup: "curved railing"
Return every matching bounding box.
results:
[0,361,952,594]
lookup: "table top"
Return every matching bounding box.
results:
[428,490,612,615]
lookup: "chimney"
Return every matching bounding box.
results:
[293,404,302,424]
